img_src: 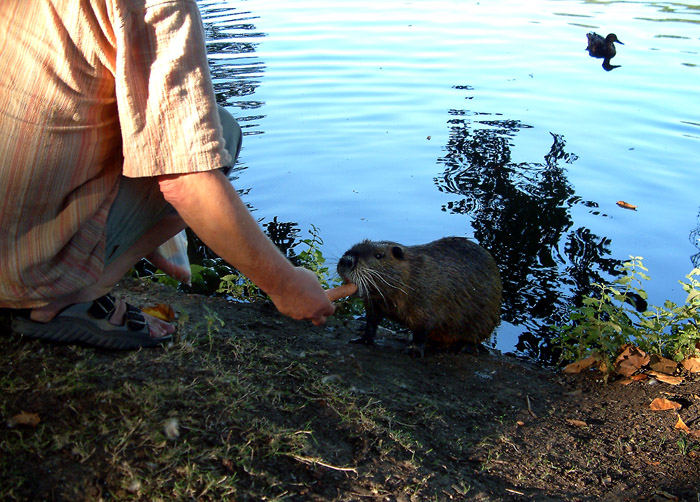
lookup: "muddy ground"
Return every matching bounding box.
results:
[1,279,699,501]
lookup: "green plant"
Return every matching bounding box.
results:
[292,224,332,288]
[552,257,700,368]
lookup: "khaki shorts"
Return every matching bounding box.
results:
[104,105,242,265]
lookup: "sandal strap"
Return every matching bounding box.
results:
[87,295,148,333]
[124,304,147,332]
[87,294,116,320]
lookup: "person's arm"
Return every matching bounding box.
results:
[158,169,335,325]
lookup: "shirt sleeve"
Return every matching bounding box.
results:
[114,0,232,177]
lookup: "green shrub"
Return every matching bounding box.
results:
[552,257,700,369]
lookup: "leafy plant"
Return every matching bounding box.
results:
[291,224,332,288]
[552,257,700,368]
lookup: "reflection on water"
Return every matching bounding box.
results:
[194,0,700,360]
[435,93,620,360]
[691,210,700,269]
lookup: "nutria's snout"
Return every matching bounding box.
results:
[337,252,357,277]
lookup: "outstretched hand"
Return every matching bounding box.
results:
[268,267,336,326]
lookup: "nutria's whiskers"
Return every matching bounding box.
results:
[365,268,410,296]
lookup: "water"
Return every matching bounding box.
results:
[198,0,700,359]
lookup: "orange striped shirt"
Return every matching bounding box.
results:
[0,0,232,308]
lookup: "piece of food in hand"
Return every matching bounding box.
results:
[325,283,358,302]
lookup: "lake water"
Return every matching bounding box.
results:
[197,0,699,359]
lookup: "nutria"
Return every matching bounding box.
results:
[337,237,502,354]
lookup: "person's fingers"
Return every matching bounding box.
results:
[325,283,358,302]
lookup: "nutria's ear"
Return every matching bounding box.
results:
[391,246,405,260]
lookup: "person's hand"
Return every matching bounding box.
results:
[268,267,335,326]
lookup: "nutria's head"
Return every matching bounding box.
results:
[337,240,410,299]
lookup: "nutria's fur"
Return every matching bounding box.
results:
[337,237,502,353]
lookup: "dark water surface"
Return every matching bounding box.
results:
[198,0,699,359]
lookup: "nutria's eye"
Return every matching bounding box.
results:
[374,252,385,259]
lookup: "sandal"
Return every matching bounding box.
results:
[11,294,172,350]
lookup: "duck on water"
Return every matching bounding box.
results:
[586,32,623,59]
[586,32,623,70]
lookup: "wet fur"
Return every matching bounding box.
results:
[337,237,502,352]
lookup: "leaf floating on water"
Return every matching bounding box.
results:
[649,398,682,411]
[616,200,637,210]
[142,303,176,322]
[7,411,40,428]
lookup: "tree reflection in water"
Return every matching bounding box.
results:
[690,208,700,269]
[435,94,620,362]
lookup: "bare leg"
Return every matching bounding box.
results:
[29,213,186,337]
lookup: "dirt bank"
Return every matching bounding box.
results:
[1,279,698,500]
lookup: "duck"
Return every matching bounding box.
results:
[586,32,623,59]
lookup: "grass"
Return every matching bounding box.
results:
[0,303,423,501]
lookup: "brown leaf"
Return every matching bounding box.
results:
[566,419,588,428]
[647,371,684,385]
[616,200,637,210]
[673,415,700,438]
[675,414,690,433]
[614,345,650,377]
[681,357,700,373]
[142,303,176,322]
[7,411,40,428]
[649,398,682,411]
[649,355,678,375]
[563,354,599,374]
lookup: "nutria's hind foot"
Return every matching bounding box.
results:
[350,335,374,345]
[405,343,426,358]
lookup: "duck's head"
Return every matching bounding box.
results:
[606,33,623,45]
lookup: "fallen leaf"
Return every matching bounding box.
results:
[142,303,176,322]
[614,345,650,377]
[616,378,633,386]
[566,419,588,428]
[647,371,684,385]
[563,354,600,374]
[650,398,682,411]
[675,414,690,432]
[649,355,678,375]
[7,411,40,428]
[681,357,700,373]
[631,374,648,381]
[616,200,637,210]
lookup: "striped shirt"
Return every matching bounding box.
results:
[0,0,232,308]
